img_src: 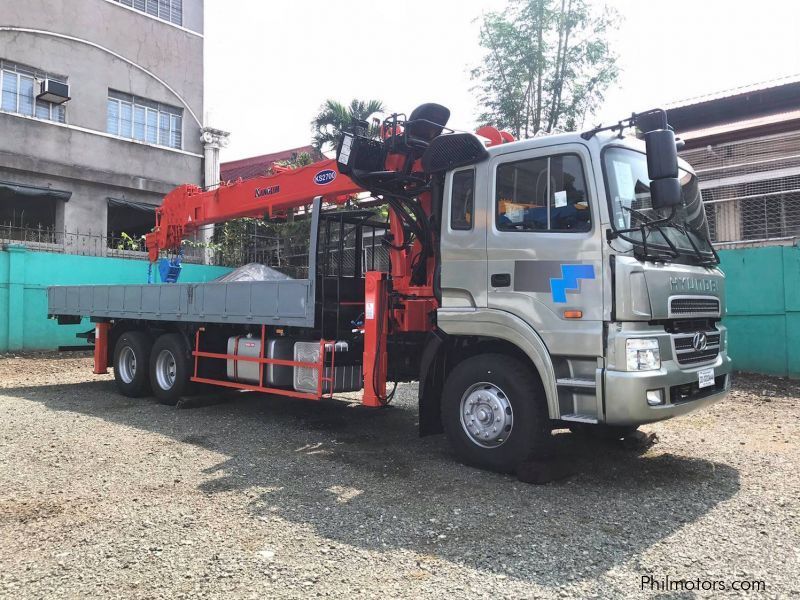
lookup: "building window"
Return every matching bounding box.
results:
[0,60,66,123]
[107,197,156,250]
[107,91,183,149]
[114,0,183,26]
[0,180,71,245]
[496,153,591,232]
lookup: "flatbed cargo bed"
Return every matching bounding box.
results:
[47,278,316,327]
[48,200,322,328]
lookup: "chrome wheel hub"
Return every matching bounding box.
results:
[118,346,137,384]
[155,349,177,390]
[460,382,513,448]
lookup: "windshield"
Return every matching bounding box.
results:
[604,147,716,263]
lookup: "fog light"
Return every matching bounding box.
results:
[626,338,661,371]
[646,389,665,406]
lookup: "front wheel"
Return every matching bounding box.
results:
[149,333,193,405]
[441,354,551,473]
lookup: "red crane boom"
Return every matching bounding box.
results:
[145,158,364,262]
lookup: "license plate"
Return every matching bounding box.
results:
[698,368,715,389]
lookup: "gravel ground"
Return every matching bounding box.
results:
[0,352,797,599]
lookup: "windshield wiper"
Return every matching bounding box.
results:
[609,206,680,261]
[611,206,718,266]
[657,221,719,266]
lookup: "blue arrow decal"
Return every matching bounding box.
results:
[550,264,595,303]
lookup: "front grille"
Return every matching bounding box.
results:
[670,297,720,317]
[677,348,720,365]
[673,331,721,366]
[674,333,721,351]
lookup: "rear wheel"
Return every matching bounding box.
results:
[442,354,550,473]
[113,331,152,397]
[149,334,192,405]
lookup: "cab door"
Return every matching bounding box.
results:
[486,143,604,358]
[439,165,487,309]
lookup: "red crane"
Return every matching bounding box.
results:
[140,107,511,405]
[145,158,363,263]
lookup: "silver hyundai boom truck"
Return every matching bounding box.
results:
[48,107,731,472]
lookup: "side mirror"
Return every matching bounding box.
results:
[650,177,682,209]
[645,129,678,180]
[644,125,681,209]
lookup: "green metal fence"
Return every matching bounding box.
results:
[0,246,231,352]
[2,244,798,377]
[718,245,800,378]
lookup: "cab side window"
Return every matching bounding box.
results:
[496,154,591,232]
[450,168,475,230]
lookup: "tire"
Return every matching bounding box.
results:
[441,354,551,473]
[149,333,193,405]
[112,330,152,397]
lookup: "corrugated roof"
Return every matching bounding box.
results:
[667,75,800,134]
[667,73,800,110]
[221,145,325,182]
[679,109,800,142]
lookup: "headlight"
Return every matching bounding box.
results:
[626,338,661,371]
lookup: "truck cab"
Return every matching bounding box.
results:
[429,129,730,467]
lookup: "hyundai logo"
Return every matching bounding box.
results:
[692,332,708,351]
[670,277,718,292]
[313,169,337,185]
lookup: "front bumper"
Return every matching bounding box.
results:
[604,351,732,426]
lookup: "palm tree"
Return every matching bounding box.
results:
[311,98,385,153]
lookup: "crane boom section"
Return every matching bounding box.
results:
[145,159,363,261]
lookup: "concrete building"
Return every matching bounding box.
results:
[669,76,800,249]
[0,0,208,254]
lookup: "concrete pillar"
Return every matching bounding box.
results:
[201,127,231,264]
[6,244,26,351]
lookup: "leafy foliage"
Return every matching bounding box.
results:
[472,0,619,138]
[116,231,145,252]
[311,98,385,153]
[274,151,314,170]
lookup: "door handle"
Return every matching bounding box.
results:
[491,273,511,287]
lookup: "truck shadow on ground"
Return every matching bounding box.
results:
[8,379,741,588]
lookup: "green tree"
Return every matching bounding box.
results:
[311,98,385,153]
[472,0,619,138]
[274,151,313,170]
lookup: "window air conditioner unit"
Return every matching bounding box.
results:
[37,79,70,104]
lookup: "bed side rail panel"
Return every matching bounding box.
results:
[47,280,315,327]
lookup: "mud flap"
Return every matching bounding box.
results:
[418,330,448,436]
